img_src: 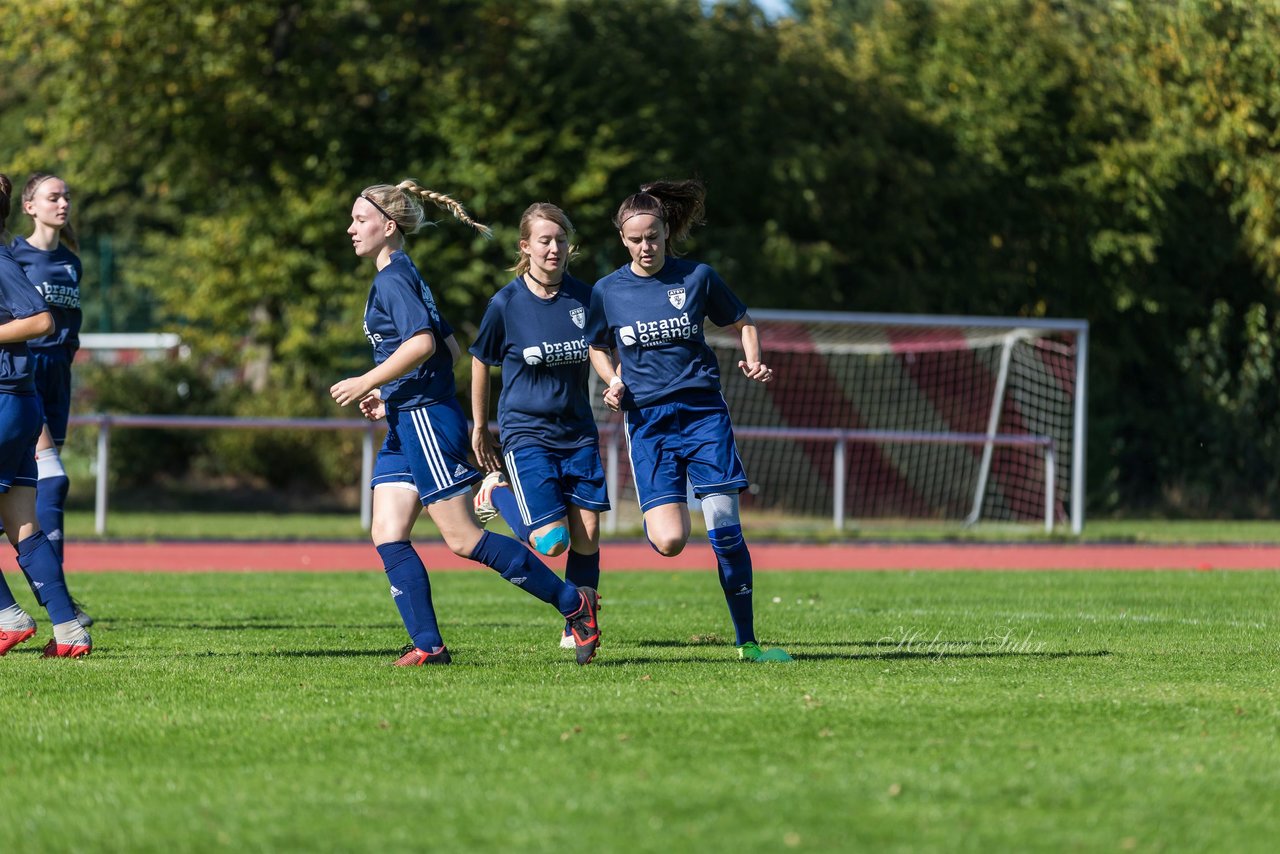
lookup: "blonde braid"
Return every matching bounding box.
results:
[396,180,493,240]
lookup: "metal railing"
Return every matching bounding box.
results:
[71,414,1059,535]
[69,414,383,535]
[598,424,1059,534]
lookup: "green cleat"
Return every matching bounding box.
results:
[737,642,794,663]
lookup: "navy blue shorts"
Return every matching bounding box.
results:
[32,352,72,446]
[373,399,483,506]
[502,442,611,529]
[0,393,43,492]
[624,393,748,513]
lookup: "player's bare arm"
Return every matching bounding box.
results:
[331,330,435,406]
[733,314,773,384]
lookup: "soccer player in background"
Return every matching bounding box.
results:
[8,173,92,628]
[331,180,600,666]
[0,173,92,659]
[469,203,609,651]
[585,179,791,663]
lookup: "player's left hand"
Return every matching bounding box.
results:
[739,360,775,384]
[603,380,626,412]
[331,376,370,407]
[359,391,385,422]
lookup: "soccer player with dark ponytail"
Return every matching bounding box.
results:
[332,180,600,666]
[585,179,791,663]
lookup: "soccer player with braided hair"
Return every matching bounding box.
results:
[332,180,600,666]
[585,178,791,663]
[0,173,92,658]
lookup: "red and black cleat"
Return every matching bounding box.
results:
[393,644,452,666]
[567,587,601,665]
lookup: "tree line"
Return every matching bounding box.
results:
[2,0,1278,516]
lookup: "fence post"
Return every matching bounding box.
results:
[1044,444,1056,534]
[95,416,110,536]
[361,425,375,531]
[833,435,846,532]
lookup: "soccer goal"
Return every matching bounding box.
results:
[595,310,1087,534]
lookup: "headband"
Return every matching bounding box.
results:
[620,210,665,226]
[360,193,396,223]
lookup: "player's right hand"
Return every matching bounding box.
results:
[472,427,501,472]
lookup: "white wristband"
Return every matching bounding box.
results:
[609,376,623,387]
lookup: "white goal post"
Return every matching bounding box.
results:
[595,310,1087,534]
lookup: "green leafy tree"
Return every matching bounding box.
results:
[7,0,1280,513]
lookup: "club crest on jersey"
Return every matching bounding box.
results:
[63,264,79,282]
[569,307,585,329]
[667,288,686,309]
[522,345,544,366]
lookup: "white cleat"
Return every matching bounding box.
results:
[473,471,508,524]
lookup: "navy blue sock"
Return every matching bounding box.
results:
[17,531,75,625]
[376,541,443,651]
[469,531,581,615]
[0,571,17,610]
[490,486,532,542]
[565,549,601,591]
[708,525,755,646]
[36,474,70,563]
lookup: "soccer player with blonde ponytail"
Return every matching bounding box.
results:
[9,172,93,628]
[331,180,600,666]
[469,203,609,650]
[0,173,92,658]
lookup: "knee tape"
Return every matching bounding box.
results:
[532,526,569,556]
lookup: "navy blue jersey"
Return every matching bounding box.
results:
[469,274,598,452]
[586,258,746,409]
[9,236,82,361]
[363,251,457,410]
[0,244,52,394]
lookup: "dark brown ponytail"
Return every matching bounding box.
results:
[613,178,707,253]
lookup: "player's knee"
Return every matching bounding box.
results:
[532,525,569,557]
[371,519,410,547]
[443,529,482,558]
[648,532,687,557]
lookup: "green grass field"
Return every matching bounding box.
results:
[3,568,1277,852]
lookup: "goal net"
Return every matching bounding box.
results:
[595,310,1086,534]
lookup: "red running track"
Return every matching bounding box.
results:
[42,541,1280,573]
